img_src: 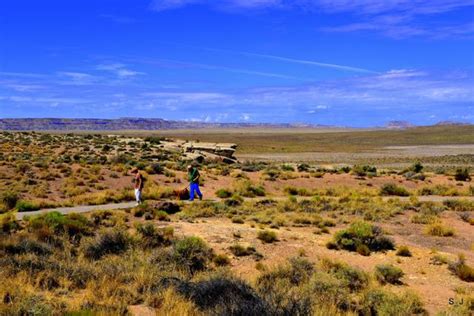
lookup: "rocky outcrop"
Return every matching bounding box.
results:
[158,140,238,164]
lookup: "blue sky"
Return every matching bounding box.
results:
[0,0,473,126]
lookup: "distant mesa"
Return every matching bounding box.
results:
[0,118,322,131]
[435,120,471,126]
[385,121,414,129]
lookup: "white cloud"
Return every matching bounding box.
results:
[96,63,145,78]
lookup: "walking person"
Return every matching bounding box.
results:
[131,167,144,205]
[187,164,203,201]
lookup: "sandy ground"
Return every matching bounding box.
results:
[161,211,473,315]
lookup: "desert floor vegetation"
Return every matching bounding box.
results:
[0,131,473,315]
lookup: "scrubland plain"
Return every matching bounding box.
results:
[0,127,473,315]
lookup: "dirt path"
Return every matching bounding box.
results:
[15,195,474,220]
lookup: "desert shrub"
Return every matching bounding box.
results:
[231,216,245,224]
[257,230,278,243]
[352,165,377,177]
[297,163,310,172]
[430,254,449,265]
[236,181,266,197]
[410,161,424,173]
[320,258,369,292]
[172,236,213,275]
[215,188,232,198]
[329,221,395,255]
[172,276,270,315]
[379,183,410,196]
[360,288,425,315]
[396,245,412,257]
[448,254,474,282]
[213,254,231,266]
[411,213,439,224]
[147,163,164,175]
[262,168,280,181]
[0,212,19,234]
[136,223,173,248]
[3,238,52,256]
[443,199,474,212]
[375,264,404,285]
[284,186,312,196]
[454,168,471,182]
[1,191,19,212]
[425,223,455,237]
[15,200,40,212]
[229,244,257,257]
[144,136,164,144]
[240,161,267,172]
[281,164,295,171]
[154,210,170,221]
[82,229,132,260]
[255,258,316,314]
[28,211,91,240]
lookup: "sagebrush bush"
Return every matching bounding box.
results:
[454,168,471,182]
[257,230,278,243]
[320,258,369,292]
[375,264,404,285]
[82,229,132,260]
[329,221,395,255]
[136,223,174,248]
[172,236,213,275]
[396,245,412,257]
[15,200,40,212]
[425,223,455,237]
[448,254,474,282]
[215,188,232,198]
[379,183,410,196]
[1,191,19,212]
[360,288,425,315]
[229,244,257,257]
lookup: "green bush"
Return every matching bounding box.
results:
[1,191,19,211]
[173,236,213,275]
[396,245,412,257]
[229,244,257,257]
[379,183,410,196]
[154,210,170,221]
[136,223,173,248]
[448,254,474,282]
[360,288,425,315]
[352,165,377,177]
[15,200,40,212]
[375,264,404,285]
[321,259,369,292]
[281,164,295,171]
[215,188,232,198]
[329,221,395,255]
[425,223,455,237]
[257,230,278,243]
[28,211,91,239]
[213,254,231,266]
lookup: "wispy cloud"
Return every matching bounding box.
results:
[128,56,312,80]
[150,0,474,38]
[96,63,145,78]
[217,49,377,73]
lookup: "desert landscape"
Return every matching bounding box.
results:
[0,126,473,315]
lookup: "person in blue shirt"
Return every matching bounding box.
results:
[187,164,203,201]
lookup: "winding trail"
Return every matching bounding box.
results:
[14,195,474,220]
